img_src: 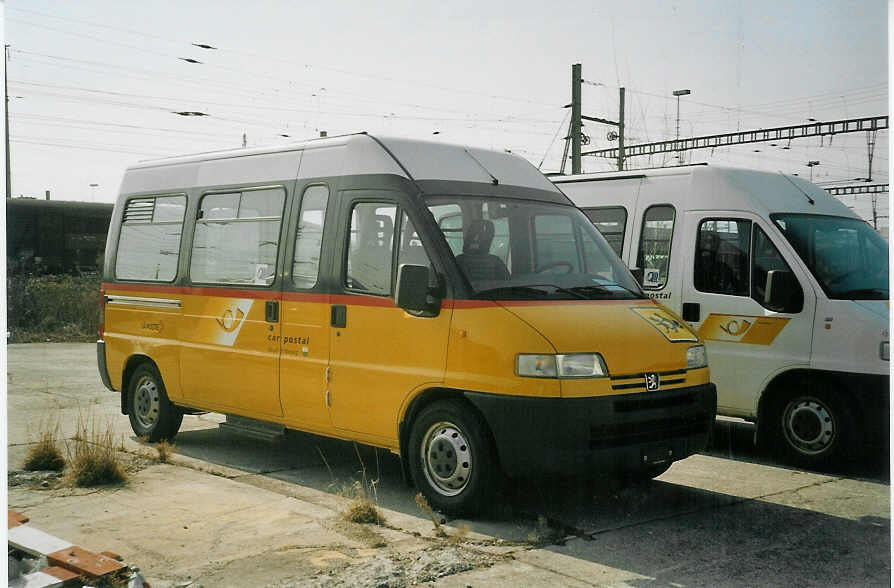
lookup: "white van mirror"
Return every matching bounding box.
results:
[764,270,802,313]
[396,264,440,316]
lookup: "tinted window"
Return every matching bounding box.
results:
[752,225,802,312]
[695,219,751,296]
[292,185,329,289]
[190,188,285,285]
[115,195,186,282]
[637,205,675,289]
[345,202,397,295]
[583,207,627,256]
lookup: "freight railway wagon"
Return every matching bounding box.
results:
[98,134,716,514]
[555,165,888,468]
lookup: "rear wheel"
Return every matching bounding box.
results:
[407,400,498,516]
[770,381,855,469]
[128,363,183,442]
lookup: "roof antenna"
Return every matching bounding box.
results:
[464,149,499,185]
[779,171,815,206]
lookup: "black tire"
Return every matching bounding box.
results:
[769,380,855,469]
[623,461,672,485]
[127,363,183,442]
[407,399,498,516]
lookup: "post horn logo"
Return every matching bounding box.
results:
[719,318,752,337]
[216,307,246,332]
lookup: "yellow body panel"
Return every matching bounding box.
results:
[105,287,706,450]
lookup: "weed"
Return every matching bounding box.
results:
[341,481,385,525]
[6,275,101,343]
[23,427,65,472]
[65,416,126,487]
[415,493,447,538]
[447,523,471,545]
[338,445,385,526]
[154,440,175,463]
[526,515,564,547]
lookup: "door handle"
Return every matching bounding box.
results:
[331,304,347,328]
[682,302,700,322]
[265,300,279,323]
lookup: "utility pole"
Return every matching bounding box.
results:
[617,87,625,171]
[571,63,582,174]
[866,130,876,182]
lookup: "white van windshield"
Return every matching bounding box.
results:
[772,213,889,301]
[426,196,644,300]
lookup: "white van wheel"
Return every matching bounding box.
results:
[774,384,854,468]
[408,400,497,516]
[128,364,183,443]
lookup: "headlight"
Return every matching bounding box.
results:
[881,342,889,361]
[516,353,607,378]
[686,345,708,369]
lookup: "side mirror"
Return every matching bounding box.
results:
[764,270,803,313]
[630,267,644,284]
[396,264,441,316]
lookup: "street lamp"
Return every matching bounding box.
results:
[806,160,820,182]
[673,89,691,164]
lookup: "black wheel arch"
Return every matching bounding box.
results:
[398,387,500,486]
[120,354,158,415]
[756,369,866,446]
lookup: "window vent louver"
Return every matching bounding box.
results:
[123,198,155,223]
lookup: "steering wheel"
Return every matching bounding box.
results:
[535,261,574,274]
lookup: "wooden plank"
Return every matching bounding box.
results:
[47,546,126,580]
[8,509,30,528]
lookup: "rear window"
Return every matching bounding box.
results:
[115,195,186,282]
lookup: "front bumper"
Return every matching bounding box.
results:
[464,383,717,478]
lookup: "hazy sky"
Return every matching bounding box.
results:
[3,1,889,226]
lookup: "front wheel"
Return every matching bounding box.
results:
[128,363,183,442]
[771,382,855,469]
[407,400,498,516]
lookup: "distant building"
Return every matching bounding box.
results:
[6,198,113,275]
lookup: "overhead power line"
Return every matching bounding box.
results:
[583,116,888,159]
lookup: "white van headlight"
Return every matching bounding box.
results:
[516,353,607,378]
[686,345,708,369]
[881,342,889,361]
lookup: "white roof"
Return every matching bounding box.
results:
[554,164,858,219]
[119,134,559,195]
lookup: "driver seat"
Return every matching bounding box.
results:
[455,219,510,283]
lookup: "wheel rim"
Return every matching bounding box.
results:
[420,421,472,497]
[782,396,836,456]
[133,375,161,430]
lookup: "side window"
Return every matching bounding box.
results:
[397,212,432,270]
[115,195,186,281]
[583,207,627,256]
[429,204,463,255]
[533,214,580,273]
[292,185,329,289]
[190,187,285,286]
[637,205,675,289]
[752,225,802,312]
[694,219,751,296]
[345,202,397,295]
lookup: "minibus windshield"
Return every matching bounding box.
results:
[426,196,644,300]
[772,213,889,301]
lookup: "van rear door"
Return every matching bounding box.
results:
[680,211,814,416]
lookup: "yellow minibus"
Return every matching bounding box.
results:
[98,134,716,514]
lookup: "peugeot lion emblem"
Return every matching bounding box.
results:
[645,373,660,392]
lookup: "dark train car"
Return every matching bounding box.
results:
[6,198,113,275]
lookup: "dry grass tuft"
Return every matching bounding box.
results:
[415,492,447,538]
[154,440,176,463]
[23,426,66,472]
[66,417,126,487]
[341,480,386,525]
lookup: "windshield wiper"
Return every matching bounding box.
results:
[474,284,587,300]
[569,283,643,298]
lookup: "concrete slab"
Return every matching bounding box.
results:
[8,525,73,557]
